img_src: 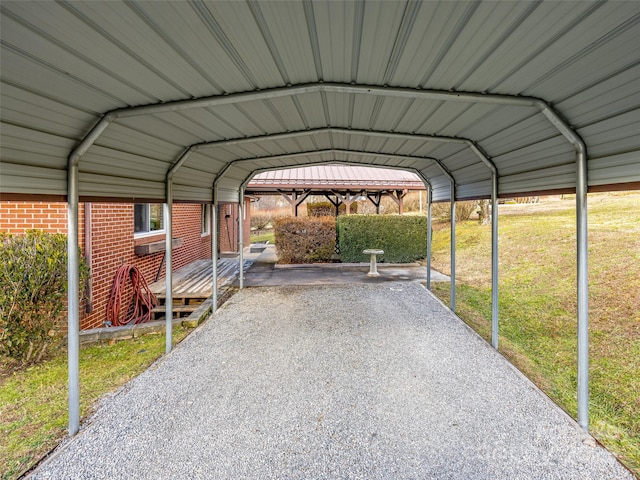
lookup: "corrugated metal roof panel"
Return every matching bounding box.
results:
[78,172,165,199]
[0,162,67,196]
[1,1,640,203]
[589,151,640,186]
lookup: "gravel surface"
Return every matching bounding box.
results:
[31,283,632,479]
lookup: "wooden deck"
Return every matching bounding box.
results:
[148,258,253,319]
[149,258,253,297]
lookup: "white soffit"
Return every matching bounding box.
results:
[1,0,639,203]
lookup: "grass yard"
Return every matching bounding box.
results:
[429,193,640,476]
[0,327,192,479]
[250,230,275,245]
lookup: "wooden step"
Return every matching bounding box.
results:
[155,296,206,307]
[151,304,200,320]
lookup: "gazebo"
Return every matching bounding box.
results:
[247,165,425,215]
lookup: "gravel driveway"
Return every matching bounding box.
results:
[31,283,632,479]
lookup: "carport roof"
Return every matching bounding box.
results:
[1,1,640,203]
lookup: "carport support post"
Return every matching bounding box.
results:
[577,149,589,431]
[426,187,432,289]
[491,173,499,349]
[164,183,173,354]
[67,164,80,436]
[450,182,456,312]
[238,187,244,289]
[212,187,219,313]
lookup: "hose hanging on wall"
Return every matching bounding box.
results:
[106,265,158,326]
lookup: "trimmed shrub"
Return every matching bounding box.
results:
[274,216,336,263]
[337,215,427,263]
[0,230,89,364]
[307,201,357,217]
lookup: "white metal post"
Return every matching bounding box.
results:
[576,149,589,431]
[164,184,173,354]
[67,164,80,436]
[450,182,456,312]
[238,188,245,289]
[426,187,432,290]
[212,186,219,310]
[491,173,499,349]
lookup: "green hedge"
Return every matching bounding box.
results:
[306,201,357,217]
[274,216,336,263]
[337,215,427,263]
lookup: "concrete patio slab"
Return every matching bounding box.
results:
[241,244,450,287]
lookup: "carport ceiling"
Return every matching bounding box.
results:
[1,1,640,203]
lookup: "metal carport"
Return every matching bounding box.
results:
[1,0,639,437]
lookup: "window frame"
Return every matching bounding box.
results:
[134,203,165,238]
[201,204,211,236]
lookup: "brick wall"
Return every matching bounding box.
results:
[218,199,251,253]
[0,201,71,233]
[0,201,213,330]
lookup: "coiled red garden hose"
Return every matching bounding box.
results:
[106,265,158,326]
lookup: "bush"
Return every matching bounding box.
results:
[274,217,336,263]
[0,230,89,364]
[337,215,427,263]
[251,212,273,231]
[431,200,476,222]
[307,201,357,217]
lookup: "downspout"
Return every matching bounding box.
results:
[84,203,93,314]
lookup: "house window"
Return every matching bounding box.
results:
[201,204,211,236]
[134,203,164,236]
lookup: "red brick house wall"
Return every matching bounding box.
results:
[0,201,214,330]
[218,200,251,253]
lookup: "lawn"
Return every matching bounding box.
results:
[0,327,192,479]
[429,193,640,476]
[250,230,275,244]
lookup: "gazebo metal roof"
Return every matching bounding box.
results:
[248,165,425,190]
[1,0,639,438]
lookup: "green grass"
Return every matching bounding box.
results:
[250,230,275,244]
[430,194,640,476]
[0,327,192,479]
